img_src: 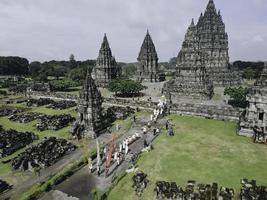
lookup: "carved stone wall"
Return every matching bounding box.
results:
[239,66,267,136]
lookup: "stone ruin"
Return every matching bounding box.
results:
[0,129,37,158]
[135,30,165,82]
[92,33,120,87]
[36,114,75,131]
[163,0,240,100]
[72,71,106,138]
[47,100,77,110]
[11,137,76,171]
[0,179,11,194]
[9,82,50,95]
[240,179,267,200]
[8,112,43,123]
[26,98,54,107]
[154,180,234,200]
[239,66,267,137]
[105,106,135,121]
[132,172,149,197]
[0,107,24,117]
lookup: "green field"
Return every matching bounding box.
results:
[108,115,267,200]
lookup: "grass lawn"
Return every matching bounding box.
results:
[108,115,267,200]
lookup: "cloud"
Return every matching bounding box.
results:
[252,35,264,42]
[0,0,266,62]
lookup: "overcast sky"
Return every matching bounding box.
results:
[0,0,266,63]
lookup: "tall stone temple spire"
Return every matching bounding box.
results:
[163,0,240,100]
[239,66,267,136]
[136,30,165,82]
[196,0,240,86]
[163,19,214,100]
[76,70,105,138]
[93,34,119,87]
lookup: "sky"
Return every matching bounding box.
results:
[0,0,266,63]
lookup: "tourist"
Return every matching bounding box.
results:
[166,120,169,130]
[114,151,118,161]
[88,158,93,173]
[116,153,120,166]
[125,144,129,155]
[119,143,123,152]
[97,165,101,176]
[143,127,147,134]
[153,128,156,135]
[122,140,126,150]
[147,121,151,128]
[156,128,160,135]
[144,139,148,148]
[133,115,136,122]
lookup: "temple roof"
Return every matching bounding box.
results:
[98,33,112,58]
[205,0,216,13]
[138,30,158,61]
[80,70,102,104]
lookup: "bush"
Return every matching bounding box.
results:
[49,79,79,91]
[109,79,147,97]
[224,87,249,108]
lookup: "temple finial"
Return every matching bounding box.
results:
[190,18,195,26]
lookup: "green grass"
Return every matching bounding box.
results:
[108,115,267,200]
[31,106,77,117]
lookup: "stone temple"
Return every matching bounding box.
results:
[163,19,214,100]
[198,0,240,86]
[75,70,106,138]
[239,66,267,137]
[163,0,240,100]
[135,30,165,82]
[92,34,120,87]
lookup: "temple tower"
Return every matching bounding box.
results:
[239,66,267,136]
[196,0,240,86]
[77,71,105,138]
[136,30,164,82]
[163,19,214,100]
[93,34,119,87]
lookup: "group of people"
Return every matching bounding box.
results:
[151,96,168,123]
[89,96,171,177]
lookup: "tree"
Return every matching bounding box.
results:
[67,67,87,84]
[0,56,29,75]
[224,87,249,108]
[69,54,77,69]
[109,79,147,97]
[49,78,79,91]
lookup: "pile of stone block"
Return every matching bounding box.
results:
[36,114,75,131]
[240,179,267,200]
[11,137,76,171]
[0,179,11,194]
[26,98,54,107]
[8,112,44,123]
[0,107,24,117]
[154,181,234,200]
[132,172,149,196]
[0,129,37,158]
[47,100,77,110]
